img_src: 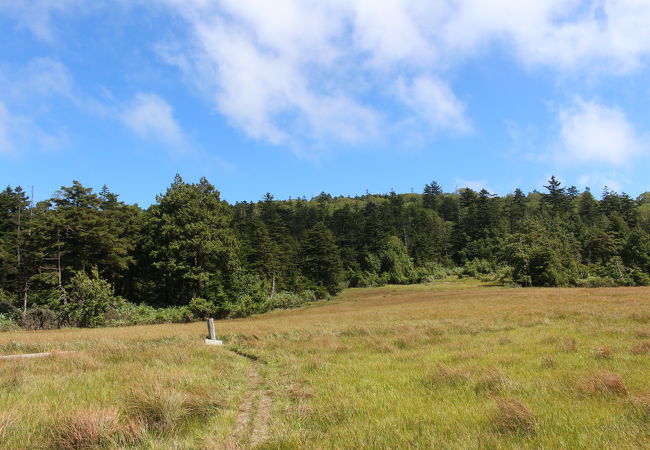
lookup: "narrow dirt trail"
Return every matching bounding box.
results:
[228,356,272,449]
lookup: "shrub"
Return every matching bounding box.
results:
[65,268,123,328]
[107,303,194,326]
[0,313,18,331]
[188,297,216,319]
[269,291,310,309]
[18,307,60,330]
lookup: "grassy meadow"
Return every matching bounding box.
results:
[0,279,649,448]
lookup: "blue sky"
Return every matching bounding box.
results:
[1,1,650,206]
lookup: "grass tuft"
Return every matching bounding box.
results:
[629,392,650,420]
[593,346,614,360]
[631,341,650,355]
[474,368,509,393]
[492,398,536,434]
[577,370,627,397]
[124,383,217,433]
[424,365,472,386]
[0,410,17,441]
[50,408,142,449]
[558,337,577,352]
[540,355,556,369]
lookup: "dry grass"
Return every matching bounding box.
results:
[577,370,628,397]
[474,368,509,393]
[50,408,143,449]
[0,279,649,448]
[540,355,556,369]
[631,341,650,355]
[124,382,222,433]
[630,392,650,420]
[424,364,472,386]
[492,398,536,434]
[593,346,614,360]
[0,411,17,441]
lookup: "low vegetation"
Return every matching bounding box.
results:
[0,279,647,448]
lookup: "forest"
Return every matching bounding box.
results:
[1,174,650,329]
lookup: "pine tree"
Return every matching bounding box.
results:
[300,222,342,295]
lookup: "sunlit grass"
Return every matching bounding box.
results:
[0,278,648,448]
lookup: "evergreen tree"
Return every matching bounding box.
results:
[300,222,342,295]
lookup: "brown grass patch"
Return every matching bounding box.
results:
[497,337,511,346]
[424,365,472,386]
[558,337,577,352]
[577,370,627,396]
[474,368,510,393]
[593,346,614,360]
[50,408,143,449]
[540,355,556,369]
[630,392,650,420]
[631,341,650,355]
[539,335,559,345]
[492,398,536,434]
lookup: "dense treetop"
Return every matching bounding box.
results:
[1,175,650,327]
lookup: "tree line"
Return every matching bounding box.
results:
[1,174,649,329]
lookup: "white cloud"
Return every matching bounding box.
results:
[397,76,469,133]
[6,0,650,153]
[0,101,67,157]
[0,103,13,155]
[455,178,489,192]
[558,98,643,165]
[578,171,629,193]
[155,0,650,148]
[0,0,88,42]
[120,93,187,149]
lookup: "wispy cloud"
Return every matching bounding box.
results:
[0,101,68,157]
[120,93,187,151]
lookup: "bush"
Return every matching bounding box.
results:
[18,307,60,330]
[188,297,217,319]
[0,313,18,332]
[65,268,123,327]
[269,291,315,309]
[107,303,194,326]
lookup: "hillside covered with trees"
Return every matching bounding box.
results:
[1,175,650,329]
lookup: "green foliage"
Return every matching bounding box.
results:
[187,297,216,319]
[269,290,316,309]
[107,303,193,326]
[3,174,650,330]
[300,223,343,295]
[66,268,122,327]
[0,313,18,331]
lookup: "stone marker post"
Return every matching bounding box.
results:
[207,318,216,340]
[205,318,223,346]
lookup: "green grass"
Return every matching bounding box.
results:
[0,279,649,448]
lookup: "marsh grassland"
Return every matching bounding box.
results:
[0,279,649,448]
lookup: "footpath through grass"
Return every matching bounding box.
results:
[0,278,649,448]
